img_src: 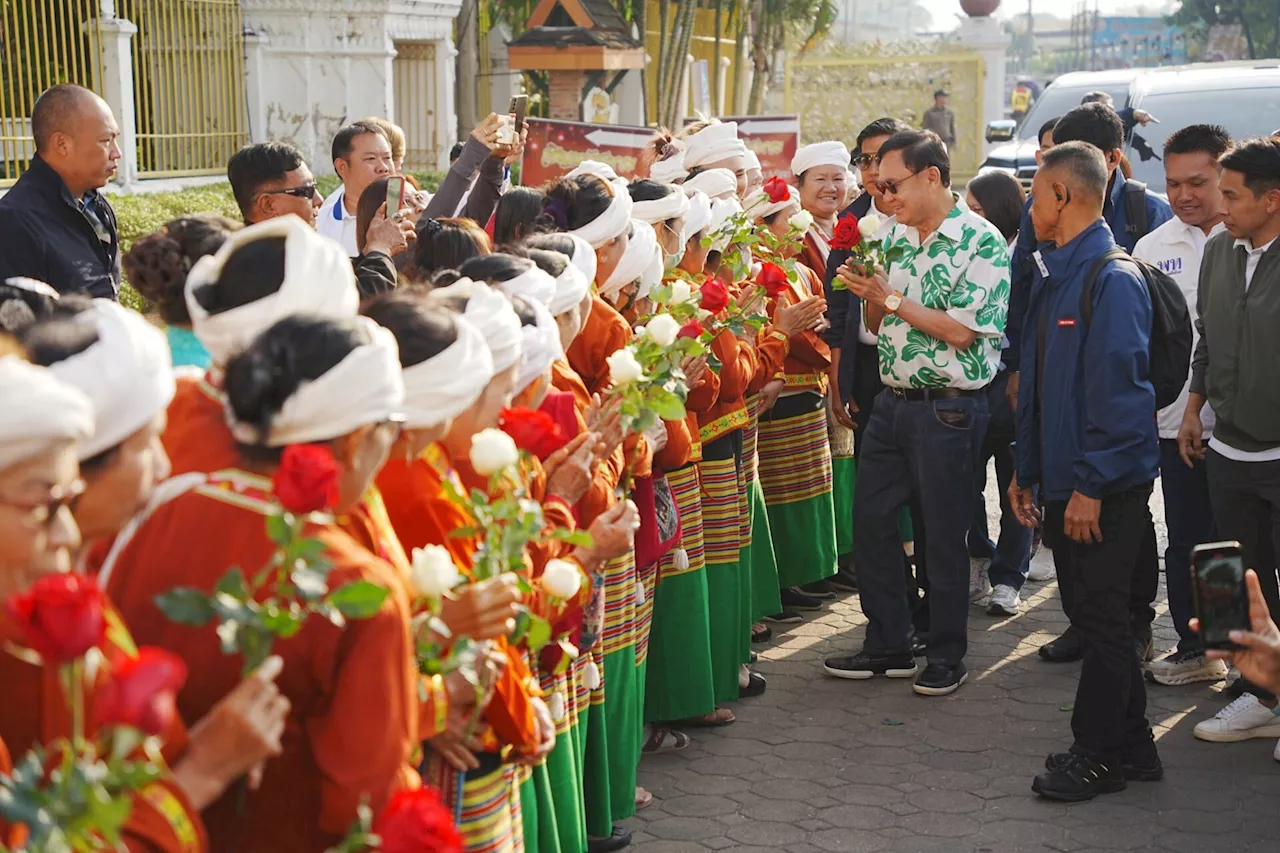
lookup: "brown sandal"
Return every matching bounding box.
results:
[643,726,692,754]
[671,706,736,728]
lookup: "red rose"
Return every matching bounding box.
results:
[699,278,730,313]
[677,318,705,340]
[763,176,790,205]
[757,262,789,299]
[830,214,861,251]
[500,407,568,460]
[374,787,464,853]
[5,573,106,664]
[95,647,188,736]
[273,444,341,514]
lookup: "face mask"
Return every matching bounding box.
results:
[665,246,685,270]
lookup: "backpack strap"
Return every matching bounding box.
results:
[1079,247,1132,329]
[1123,180,1148,237]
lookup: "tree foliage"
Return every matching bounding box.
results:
[1171,0,1280,60]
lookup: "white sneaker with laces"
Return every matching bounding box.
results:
[1193,694,1280,742]
[1026,552,1055,582]
[987,584,1021,616]
[1145,649,1229,686]
[969,557,992,604]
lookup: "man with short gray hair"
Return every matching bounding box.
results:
[1011,141,1161,801]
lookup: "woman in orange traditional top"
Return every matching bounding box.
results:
[0,355,287,853]
[790,141,852,280]
[103,314,421,853]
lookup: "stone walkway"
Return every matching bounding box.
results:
[632,483,1280,853]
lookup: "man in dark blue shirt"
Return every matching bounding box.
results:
[1011,142,1161,801]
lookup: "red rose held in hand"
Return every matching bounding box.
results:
[677,318,705,340]
[273,444,341,514]
[500,407,569,460]
[5,573,107,664]
[699,277,730,313]
[762,176,790,205]
[95,647,188,736]
[757,262,789,299]
[374,787,465,853]
[830,214,861,251]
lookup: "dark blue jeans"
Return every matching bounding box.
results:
[853,389,989,667]
[967,371,1034,590]
[1159,439,1214,652]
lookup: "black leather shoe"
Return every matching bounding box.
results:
[829,567,859,593]
[801,580,838,599]
[781,587,826,610]
[913,661,968,696]
[1039,628,1083,663]
[823,650,918,680]
[739,670,767,697]
[588,827,632,853]
[1033,752,1126,801]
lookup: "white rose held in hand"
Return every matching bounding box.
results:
[470,428,520,476]
[410,544,462,597]
[607,347,645,386]
[858,214,881,240]
[644,314,680,347]
[789,210,814,232]
[542,559,583,600]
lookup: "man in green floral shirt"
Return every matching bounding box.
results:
[823,130,1010,696]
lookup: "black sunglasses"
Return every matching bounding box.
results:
[261,183,318,201]
[853,153,877,170]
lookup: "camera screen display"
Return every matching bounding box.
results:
[1194,550,1247,647]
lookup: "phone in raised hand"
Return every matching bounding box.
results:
[1191,540,1250,650]
[385,176,405,217]
[511,95,528,133]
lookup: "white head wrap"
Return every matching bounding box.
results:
[566,177,634,251]
[566,160,619,182]
[682,190,713,245]
[640,241,664,300]
[683,169,738,202]
[563,234,598,286]
[600,220,657,302]
[683,121,747,170]
[400,316,493,430]
[0,277,59,335]
[0,356,95,471]
[708,197,744,252]
[631,186,690,226]
[745,149,761,171]
[186,216,358,366]
[742,184,800,221]
[514,299,563,396]
[791,141,851,178]
[432,278,524,374]
[649,148,689,184]
[548,259,590,317]
[230,316,404,447]
[46,300,176,461]
[492,262,557,309]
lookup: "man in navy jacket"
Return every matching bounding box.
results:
[1011,142,1160,801]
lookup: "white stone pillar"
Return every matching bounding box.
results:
[615,68,645,127]
[83,13,138,188]
[435,39,459,169]
[955,15,1012,157]
[242,32,270,144]
[679,54,693,121]
[716,56,731,117]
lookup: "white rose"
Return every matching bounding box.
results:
[789,209,814,232]
[469,428,519,476]
[858,214,882,240]
[643,313,680,347]
[542,558,583,599]
[607,347,645,386]
[669,280,692,305]
[410,545,462,597]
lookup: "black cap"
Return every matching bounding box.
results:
[934,89,948,98]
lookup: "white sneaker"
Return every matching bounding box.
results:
[969,557,992,604]
[987,584,1021,616]
[1193,694,1280,742]
[1144,649,1229,686]
[1026,552,1055,582]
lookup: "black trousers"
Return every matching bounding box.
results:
[1046,485,1154,763]
[1056,508,1159,639]
[1206,448,1280,700]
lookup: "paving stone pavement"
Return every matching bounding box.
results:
[632,475,1280,853]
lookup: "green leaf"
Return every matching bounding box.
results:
[215,567,250,598]
[648,388,687,421]
[154,588,216,626]
[525,614,552,655]
[326,581,390,619]
[260,603,305,638]
[552,529,594,548]
[508,607,532,644]
[266,512,291,546]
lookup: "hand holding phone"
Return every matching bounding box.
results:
[510,94,528,133]
[1191,541,1250,650]
[385,176,405,218]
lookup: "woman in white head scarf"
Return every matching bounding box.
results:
[543,174,633,287]
[680,120,749,199]
[629,179,690,274]
[744,149,764,196]
[790,141,851,276]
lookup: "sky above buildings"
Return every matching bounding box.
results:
[917,0,1176,32]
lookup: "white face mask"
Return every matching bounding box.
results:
[663,223,685,270]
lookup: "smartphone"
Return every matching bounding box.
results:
[1191,540,1249,650]
[510,94,529,134]
[385,176,405,215]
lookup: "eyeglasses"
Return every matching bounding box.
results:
[875,171,926,196]
[853,153,877,170]
[1,479,86,528]
[260,183,318,201]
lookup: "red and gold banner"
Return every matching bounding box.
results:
[520,118,654,187]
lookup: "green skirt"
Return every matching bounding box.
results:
[539,668,585,853]
[760,395,837,588]
[744,477,782,622]
[698,433,745,705]
[581,675,612,839]
[520,767,551,853]
[832,456,856,558]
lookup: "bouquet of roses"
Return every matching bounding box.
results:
[830,210,905,281]
[704,175,810,286]
[1,574,186,851]
[156,444,390,676]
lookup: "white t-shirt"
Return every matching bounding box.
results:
[1132,218,1225,440]
[317,185,359,257]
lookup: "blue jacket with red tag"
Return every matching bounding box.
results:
[1014,219,1159,502]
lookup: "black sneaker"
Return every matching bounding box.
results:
[587,826,632,853]
[801,580,838,599]
[1032,752,1126,801]
[910,632,928,657]
[1039,628,1083,663]
[829,567,859,593]
[823,650,918,680]
[1044,750,1163,782]
[781,587,826,611]
[739,670,767,697]
[913,661,968,696]
[763,608,803,624]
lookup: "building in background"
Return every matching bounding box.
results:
[832,0,935,43]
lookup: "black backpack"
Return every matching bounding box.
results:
[1080,248,1192,410]
[1122,180,1150,240]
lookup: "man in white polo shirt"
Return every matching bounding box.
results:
[317,121,393,256]
[1132,124,1231,688]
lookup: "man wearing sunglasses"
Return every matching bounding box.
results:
[227,141,323,228]
[823,130,1011,698]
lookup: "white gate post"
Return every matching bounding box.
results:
[955,14,1011,157]
[435,39,459,170]
[84,6,139,189]
[242,31,270,144]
